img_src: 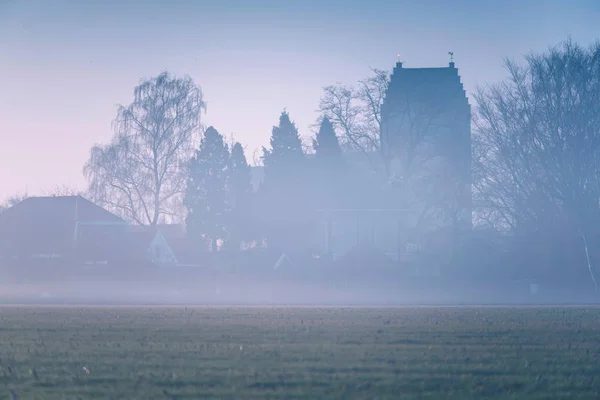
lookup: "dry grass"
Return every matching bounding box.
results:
[0,306,599,399]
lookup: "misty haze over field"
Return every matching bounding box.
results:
[4,3,600,400]
[1,1,600,306]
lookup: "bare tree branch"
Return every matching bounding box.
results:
[474,39,600,287]
[83,71,205,226]
[0,191,29,212]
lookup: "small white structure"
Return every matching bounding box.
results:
[274,253,295,270]
[146,231,178,266]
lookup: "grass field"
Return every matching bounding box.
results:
[1,306,599,399]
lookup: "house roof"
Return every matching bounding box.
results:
[0,195,125,255]
[0,196,124,226]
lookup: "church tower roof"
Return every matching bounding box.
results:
[382,60,469,115]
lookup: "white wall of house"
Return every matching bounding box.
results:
[147,232,178,266]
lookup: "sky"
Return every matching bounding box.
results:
[0,0,599,199]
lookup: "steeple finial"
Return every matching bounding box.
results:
[448,51,454,63]
[396,53,404,68]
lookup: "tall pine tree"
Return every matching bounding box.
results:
[185,126,231,251]
[311,117,346,210]
[228,142,254,249]
[313,117,343,162]
[260,110,309,252]
[262,110,305,187]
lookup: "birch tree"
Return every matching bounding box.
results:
[83,72,205,226]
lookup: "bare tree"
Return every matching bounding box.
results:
[319,67,455,174]
[83,72,205,226]
[43,184,85,197]
[474,40,600,289]
[0,191,29,212]
[319,67,470,245]
[251,148,263,167]
[318,69,389,171]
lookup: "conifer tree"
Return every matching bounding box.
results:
[260,110,309,252]
[313,117,343,162]
[262,110,305,188]
[228,142,253,249]
[185,126,231,250]
[312,117,346,209]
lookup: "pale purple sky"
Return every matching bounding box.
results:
[1,0,598,199]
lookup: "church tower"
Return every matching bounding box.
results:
[380,57,472,240]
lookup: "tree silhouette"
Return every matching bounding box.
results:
[474,39,600,289]
[228,142,254,249]
[84,71,205,226]
[318,69,389,171]
[312,117,346,209]
[313,117,343,162]
[260,111,309,252]
[262,110,305,188]
[185,126,231,251]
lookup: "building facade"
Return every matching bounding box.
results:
[380,60,472,246]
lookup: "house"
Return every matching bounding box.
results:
[0,195,177,267]
[0,195,126,263]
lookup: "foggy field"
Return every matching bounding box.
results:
[1,307,600,399]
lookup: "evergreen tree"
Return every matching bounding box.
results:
[313,117,343,161]
[260,110,309,252]
[228,142,254,249]
[185,126,231,251]
[262,110,305,187]
[312,117,346,209]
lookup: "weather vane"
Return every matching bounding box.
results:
[448,51,454,63]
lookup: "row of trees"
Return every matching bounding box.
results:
[257,112,347,253]
[3,38,597,286]
[79,69,347,251]
[184,127,252,250]
[313,39,600,287]
[0,66,348,252]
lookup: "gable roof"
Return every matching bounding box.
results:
[0,196,124,226]
[0,196,125,256]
